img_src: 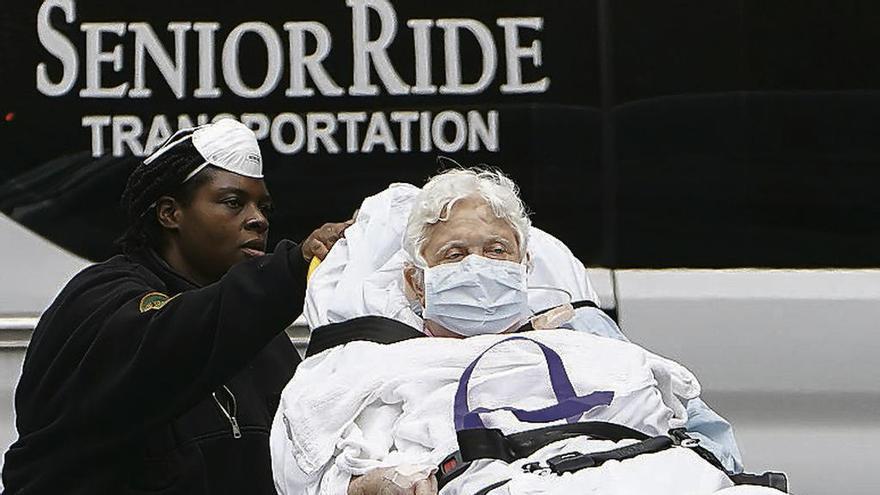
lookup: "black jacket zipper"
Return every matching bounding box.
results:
[212,384,242,439]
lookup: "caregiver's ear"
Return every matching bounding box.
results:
[403,263,425,305]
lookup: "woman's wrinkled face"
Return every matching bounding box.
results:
[420,196,522,268]
[160,169,273,285]
[404,196,524,338]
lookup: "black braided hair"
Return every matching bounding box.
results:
[117,137,216,254]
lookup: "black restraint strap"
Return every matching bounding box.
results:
[439,432,673,491]
[668,429,789,492]
[437,422,651,490]
[668,428,727,471]
[557,299,598,311]
[516,300,600,332]
[545,436,674,474]
[305,316,424,357]
[458,421,649,463]
[730,472,789,493]
[307,300,601,356]
[442,425,789,492]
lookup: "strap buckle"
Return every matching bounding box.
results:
[668,428,700,447]
[518,451,602,477]
[546,451,596,474]
[521,461,551,476]
[436,451,471,491]
[543,436,676,476]
[668,428,727,472]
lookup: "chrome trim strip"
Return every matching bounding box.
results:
[0,316,311,351]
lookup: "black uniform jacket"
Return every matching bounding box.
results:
[2,241,306,495]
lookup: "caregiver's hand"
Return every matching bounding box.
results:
[348,466,438,495]
[301,219,355,261]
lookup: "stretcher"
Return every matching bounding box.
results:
[275,184,790,494]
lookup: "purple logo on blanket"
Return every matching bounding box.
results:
[454,337,615,431]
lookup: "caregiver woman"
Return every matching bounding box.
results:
[2,119,350,495]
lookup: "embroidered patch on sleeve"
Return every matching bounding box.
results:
[138,292,177,313]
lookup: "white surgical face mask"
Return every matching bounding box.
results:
[422,255,530,336]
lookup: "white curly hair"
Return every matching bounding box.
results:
[403,167,531,267]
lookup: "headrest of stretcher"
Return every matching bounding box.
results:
[303,183,601,331]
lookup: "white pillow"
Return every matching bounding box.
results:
[303,183,601,331]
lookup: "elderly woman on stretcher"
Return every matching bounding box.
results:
[270,169,785,495]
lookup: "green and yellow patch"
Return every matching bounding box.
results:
[138,292,177,313]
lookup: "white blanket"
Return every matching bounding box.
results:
[270,330,757,495]
[303,183,601,330]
